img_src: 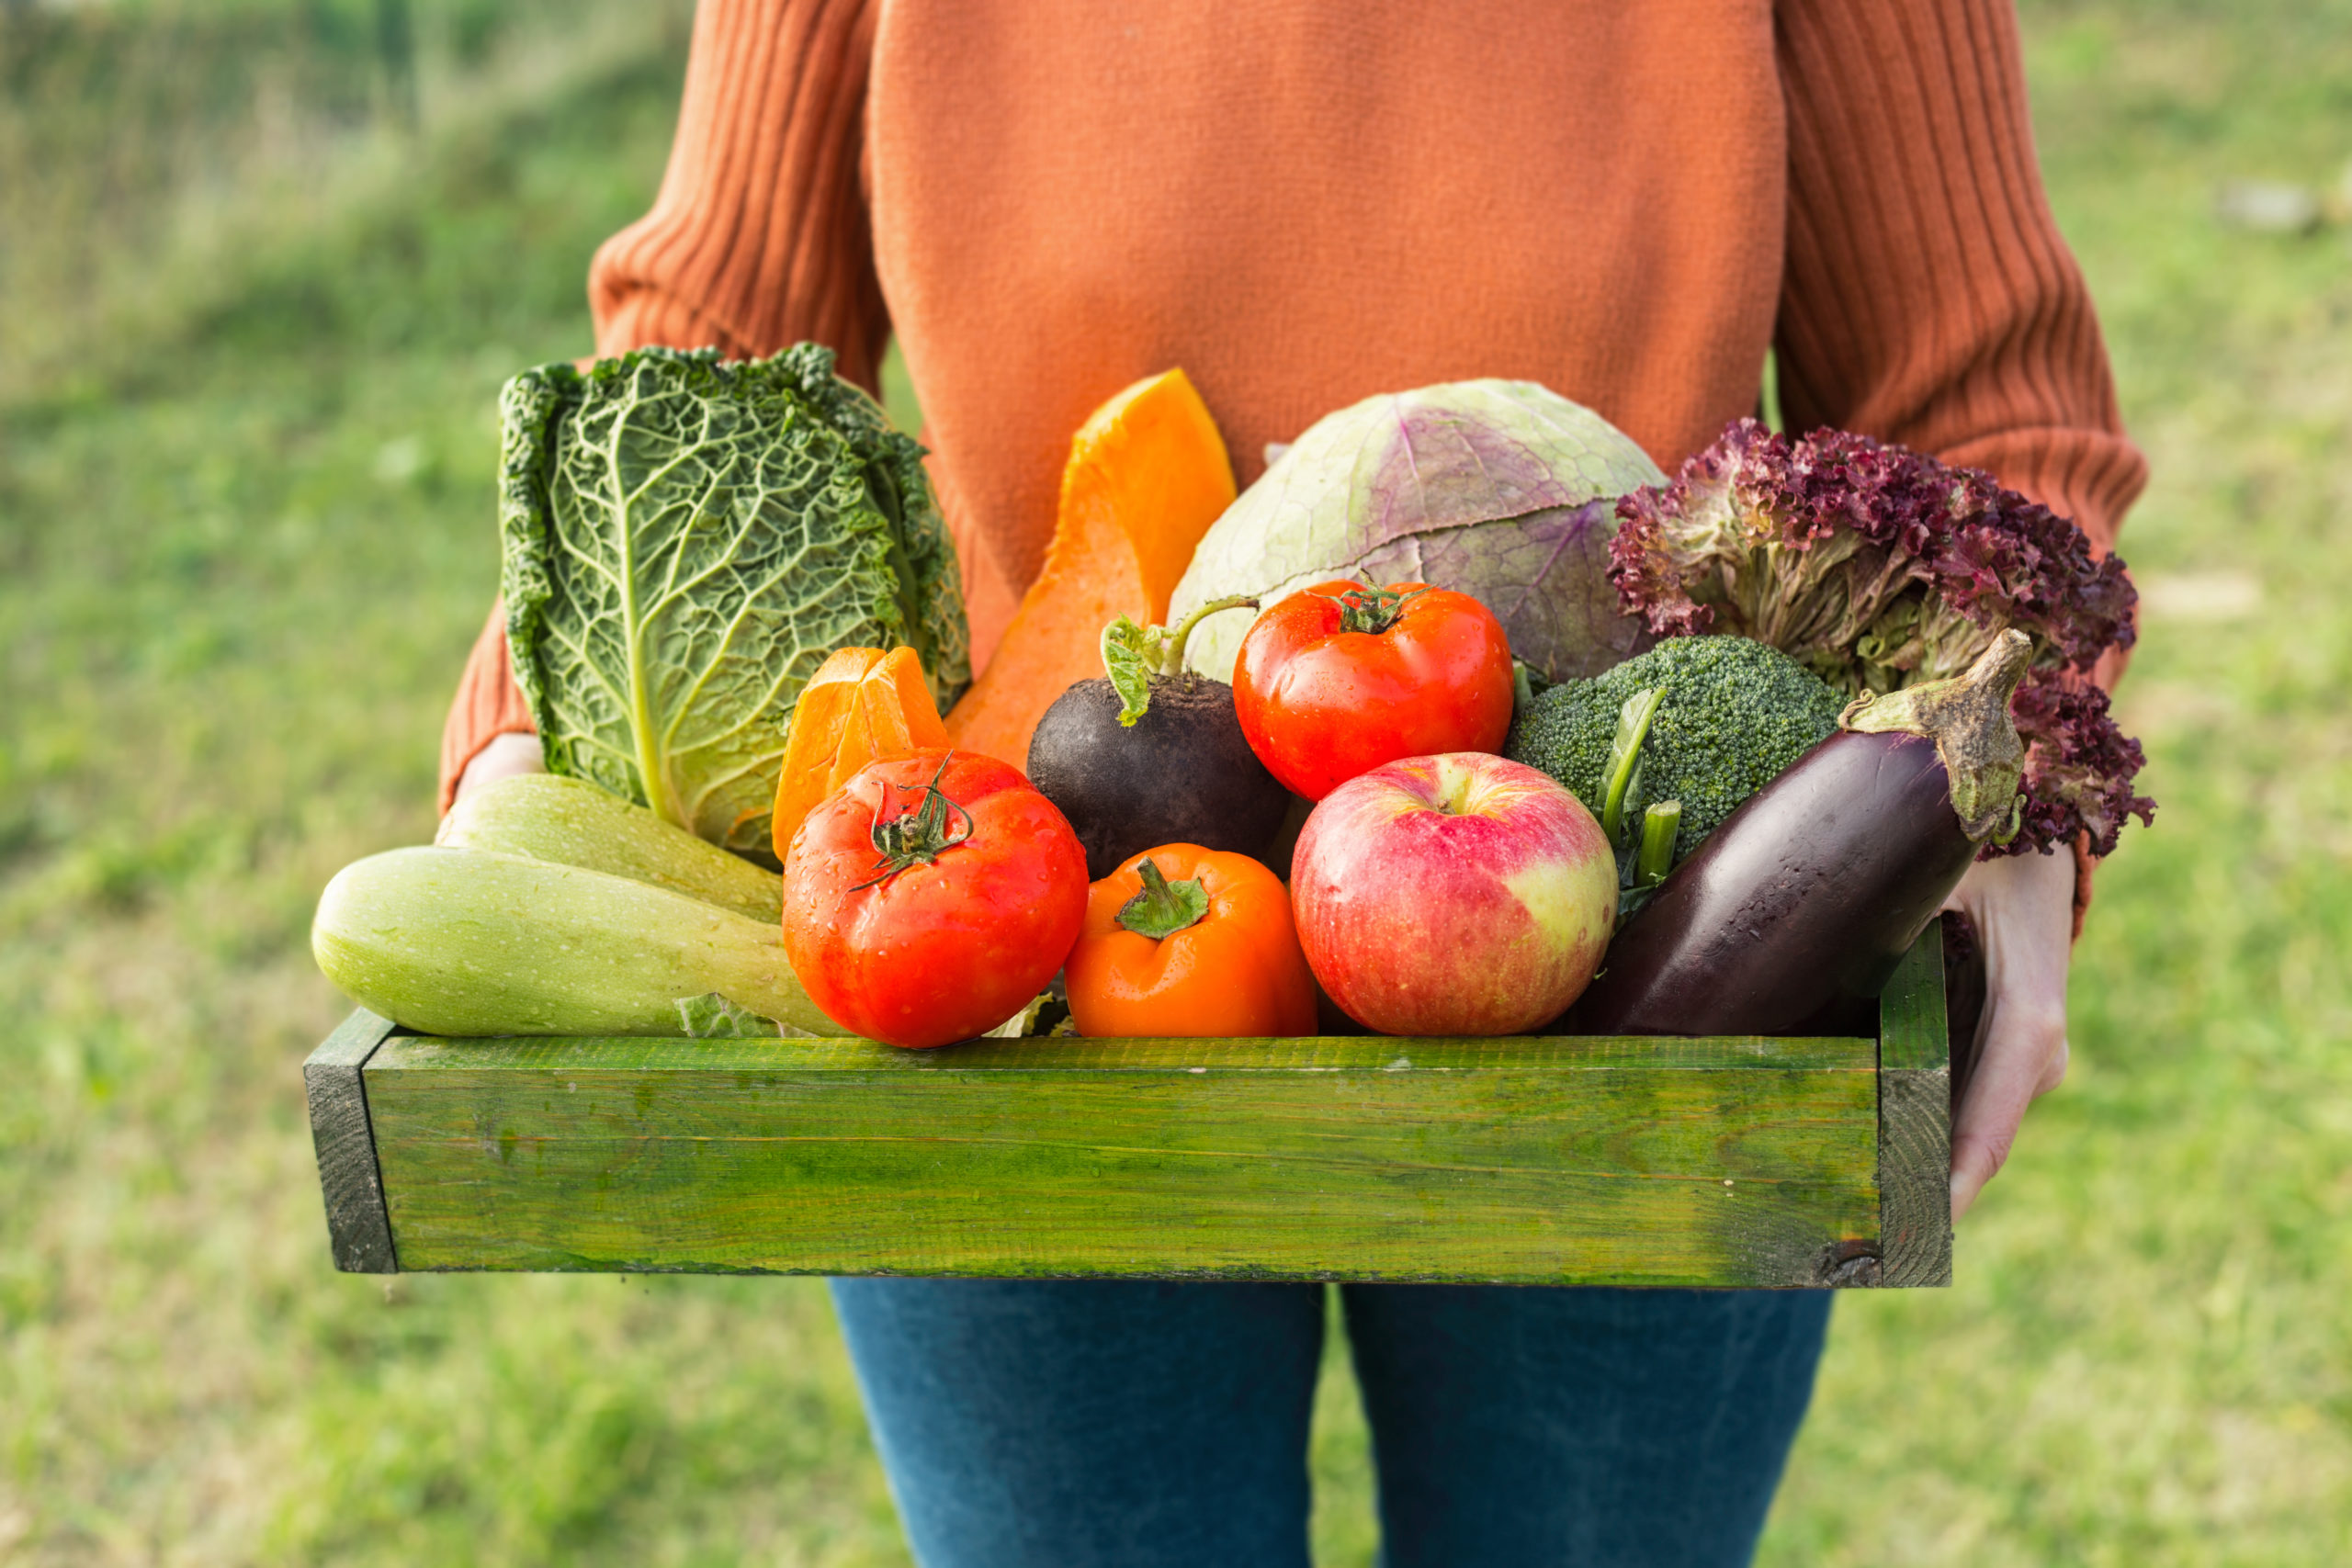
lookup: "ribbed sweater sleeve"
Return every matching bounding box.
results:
[438,0,888,812]
[1775,0,2143,922]
[1773,0,2146,558]
[587,0,890,389]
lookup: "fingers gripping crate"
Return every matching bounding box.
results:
[304,927,1952,1289]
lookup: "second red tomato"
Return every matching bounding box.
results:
[1232,581,1515,799]
[783,748,1089,1048]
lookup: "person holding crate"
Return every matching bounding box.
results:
[443,1,2142,1562]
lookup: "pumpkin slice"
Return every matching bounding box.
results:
[943,367,1236,768]
[838,646,951,786]
[772,647,948,865]
[774,649,884,863]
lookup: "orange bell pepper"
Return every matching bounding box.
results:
[1064,843,1318,1038]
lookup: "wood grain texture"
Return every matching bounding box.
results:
[364,1032,1882,1287]
[1876,926,1954,1287]
[302,1009,400,1273]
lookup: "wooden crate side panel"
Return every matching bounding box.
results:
[366,1050,1879,1287]
[1876,927,1953,1287]
[302,1010,400,1274]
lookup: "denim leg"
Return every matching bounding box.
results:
[1340,1285,1832,1568]
[829,1278,1326,1568]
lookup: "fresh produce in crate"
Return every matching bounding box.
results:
[1292,753,1616,1035]
[772,646,951,865]
[1027,602,1292,881]
[1573,631,2034,1036]
[313,846,842,1038]
[946,368,1237,768]
[1234,581,1516,800]
[1168,379,1664,687]
[499,344,969,862]
[1609,419,2151,858]
[782,750,1090,1048]
[1065,846,1317,1038]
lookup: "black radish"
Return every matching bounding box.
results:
[1568,630,2033,1037]
[1028,597,1292,880]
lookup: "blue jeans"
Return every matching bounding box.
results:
[830,1280,1831,1567]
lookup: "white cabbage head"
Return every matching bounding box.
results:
[1169,380,1665,684]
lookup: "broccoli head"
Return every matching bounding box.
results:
[1504,635,1844,863]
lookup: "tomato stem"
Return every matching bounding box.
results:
[1334,579,1430,636]
[854,753,976,889]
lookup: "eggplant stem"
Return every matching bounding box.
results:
[1840,629,2032,843]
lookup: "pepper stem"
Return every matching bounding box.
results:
[1839,629,2032,843]
[1116,857,1213,940]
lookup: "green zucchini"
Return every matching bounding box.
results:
[435,773,782,924]
[312,846,845,1037]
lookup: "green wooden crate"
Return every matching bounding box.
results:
[303,926,1953,1288]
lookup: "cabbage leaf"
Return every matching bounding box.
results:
[499,345,968,862]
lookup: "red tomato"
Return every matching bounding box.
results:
[1231,581,1516,799]
[783,748,1089,1048]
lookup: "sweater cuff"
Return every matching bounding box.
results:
[437,599,537,817]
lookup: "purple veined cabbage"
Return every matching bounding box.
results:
[1167,380,1666,685]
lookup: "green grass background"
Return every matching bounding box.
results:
[3,0,2348,1561]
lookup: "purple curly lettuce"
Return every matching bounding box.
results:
[1610,419,2153,857]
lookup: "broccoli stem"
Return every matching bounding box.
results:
[1634,801,1681,887]
[1600,687,1664,845]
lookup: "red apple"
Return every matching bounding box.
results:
[1291,752,1617,1035]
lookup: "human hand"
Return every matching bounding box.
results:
[453,731,546,803]
[1943,848,2076,1222]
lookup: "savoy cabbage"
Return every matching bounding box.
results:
[499,344,969,863]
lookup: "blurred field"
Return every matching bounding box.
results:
[2,0,2348,1562]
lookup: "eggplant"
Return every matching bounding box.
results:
[1568,630,2032,1037]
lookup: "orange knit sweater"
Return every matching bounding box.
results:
[443,0,2144,908]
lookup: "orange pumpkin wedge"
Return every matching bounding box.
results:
[842,646,950,773]
[773,647,949,865]
[943,367,1236,769]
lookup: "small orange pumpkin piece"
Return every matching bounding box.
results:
[773,647,949,864]
[943,367,1237,769]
